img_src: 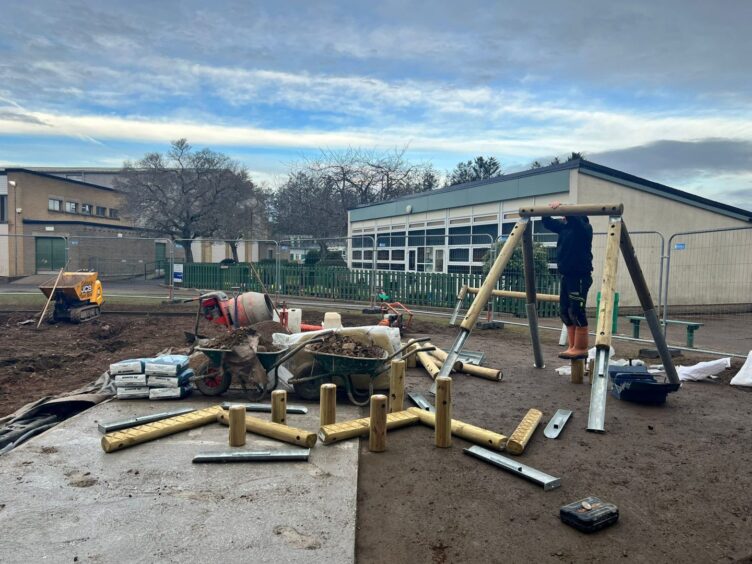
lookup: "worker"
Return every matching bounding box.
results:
[542,201,593,359]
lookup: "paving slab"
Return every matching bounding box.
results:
[0,398,360,563]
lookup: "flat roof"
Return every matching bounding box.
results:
[349,159,752,223]
[2,168,119,192]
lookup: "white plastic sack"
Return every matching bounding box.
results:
[730,351,752,387]
[677,357,731,382]
[588,346,615,360]
[555,365,571,376]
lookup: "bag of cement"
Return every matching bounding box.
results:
[109,359,147,375]
[149,386,192,400]
[145,355,190,376]
[147,369,195,388]
[677,357,731,382]
[116,386,150,400]
[115,373,148,387]
[730,351,752,387]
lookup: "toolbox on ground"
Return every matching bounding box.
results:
[560,496,619,533]
[609,365,679,405]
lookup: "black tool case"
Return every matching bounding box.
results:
[560,496,619,533]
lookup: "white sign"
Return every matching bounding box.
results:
[173,263,184,283]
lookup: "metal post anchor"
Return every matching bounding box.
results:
[587,347,611,432]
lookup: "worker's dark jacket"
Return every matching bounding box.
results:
[541,216,593,275]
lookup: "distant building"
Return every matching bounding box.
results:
[347,159,752,307]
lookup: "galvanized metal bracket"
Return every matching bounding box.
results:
[221,402,308,414]
[192,449,311,463]
[464,446,561,491]
[407,392,435,413]
[544,409,572,439]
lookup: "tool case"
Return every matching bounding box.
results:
[560,496,619,533]
[609,365,679,405]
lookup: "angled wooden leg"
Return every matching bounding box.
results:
[522,225,545,368]
[620,223,679,385]
[431,219,528,393]
[588,216,622,433]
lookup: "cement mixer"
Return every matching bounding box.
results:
[186,291,274,341]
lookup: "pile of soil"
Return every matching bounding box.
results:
[307,335,386,358]
[201,323,284,352]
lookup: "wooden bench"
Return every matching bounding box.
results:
[627,316,704,348]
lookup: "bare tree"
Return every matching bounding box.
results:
[116,139,254,262]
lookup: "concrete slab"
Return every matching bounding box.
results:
[0,398,360,563]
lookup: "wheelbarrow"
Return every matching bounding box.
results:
[193,333,331,401]
[290,337,434,405]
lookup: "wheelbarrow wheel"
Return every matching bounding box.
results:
[196,366,232,396]
[291,361,328,401]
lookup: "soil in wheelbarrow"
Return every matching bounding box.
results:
[199,321,288,352]
[306,334,386,358]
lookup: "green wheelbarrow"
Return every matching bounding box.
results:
[290,337,434,406]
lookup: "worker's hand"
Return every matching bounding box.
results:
[549,201,561,209]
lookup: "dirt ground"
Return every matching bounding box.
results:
[1,307,751,562]
[355,324,752,563]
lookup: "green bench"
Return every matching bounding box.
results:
[627,316,704,348]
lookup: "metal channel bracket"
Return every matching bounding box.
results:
[543,409,572,439]
[587,348,611,433]
[456,351,485,366]
[221,402,308,414]
[407,392,435,413]
[464,446,561,491]
[192,449,311,463]
[97,407,196,434]
[430,329,470,394]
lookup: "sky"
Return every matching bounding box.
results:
[1,0,751,209]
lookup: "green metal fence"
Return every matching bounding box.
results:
[175,263,561,317]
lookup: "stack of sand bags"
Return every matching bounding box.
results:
[145,355,193,400]
[110,359,150,399]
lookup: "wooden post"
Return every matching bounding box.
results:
[271,390,287,425]
[587,358,595,381]
[518,203,624,217]
[319,410,419,444]
[228,405,247,447]
[595,218,623,348]
[435,376,452,448]
[320,383,337,426]
[407,408,507,451]
[405,339,417,368]
[460,220,528,331]
[217,411,317,448]
[465,287,560,302]
[417,349,441,380]
[368,394,387,452]
[571,359,585,384]
[506,408,543,455]
[428,344,502,381]
[389,360,406,413]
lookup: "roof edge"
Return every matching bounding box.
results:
[3,168,119,192]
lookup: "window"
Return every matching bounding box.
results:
[48,198,62,212]
[65,201,78,213]
[391,249,405,261]
[448,265,470,274]
[449,248,469,262]
[473,248,489,262]
[377,250,389,260]
[109,208,119,219]
[96,206,106,217]
[363,250,373,260]
[472,223,498,244]
[352,250,362,260]
[448,226,471,245]
[0,195,6,222]
[390,264,405,271]
[81,203,93,215]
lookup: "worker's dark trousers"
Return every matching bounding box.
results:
[559,274,592,327]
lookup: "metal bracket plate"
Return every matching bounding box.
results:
[544,409,572,439]
[456,350,485,366]
[221,402,308,414]
[97,407,196,434]
[463,445,561,491]
[407,392,435,413]
[192,449,311,463]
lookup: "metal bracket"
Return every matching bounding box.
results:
[407,392,435,413]
[587,348,611,433]
[221,402,308,414]
[192,449,311,463]
[456,351,485,366]
[464,446,561,491]
[544,409,572,439]
[97,407,196,434]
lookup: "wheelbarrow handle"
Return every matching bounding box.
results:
[385,337,431,363]
[266,330,335,372]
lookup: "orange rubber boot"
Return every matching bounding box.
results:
[558,325,576,359]
[569,326,590,359]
